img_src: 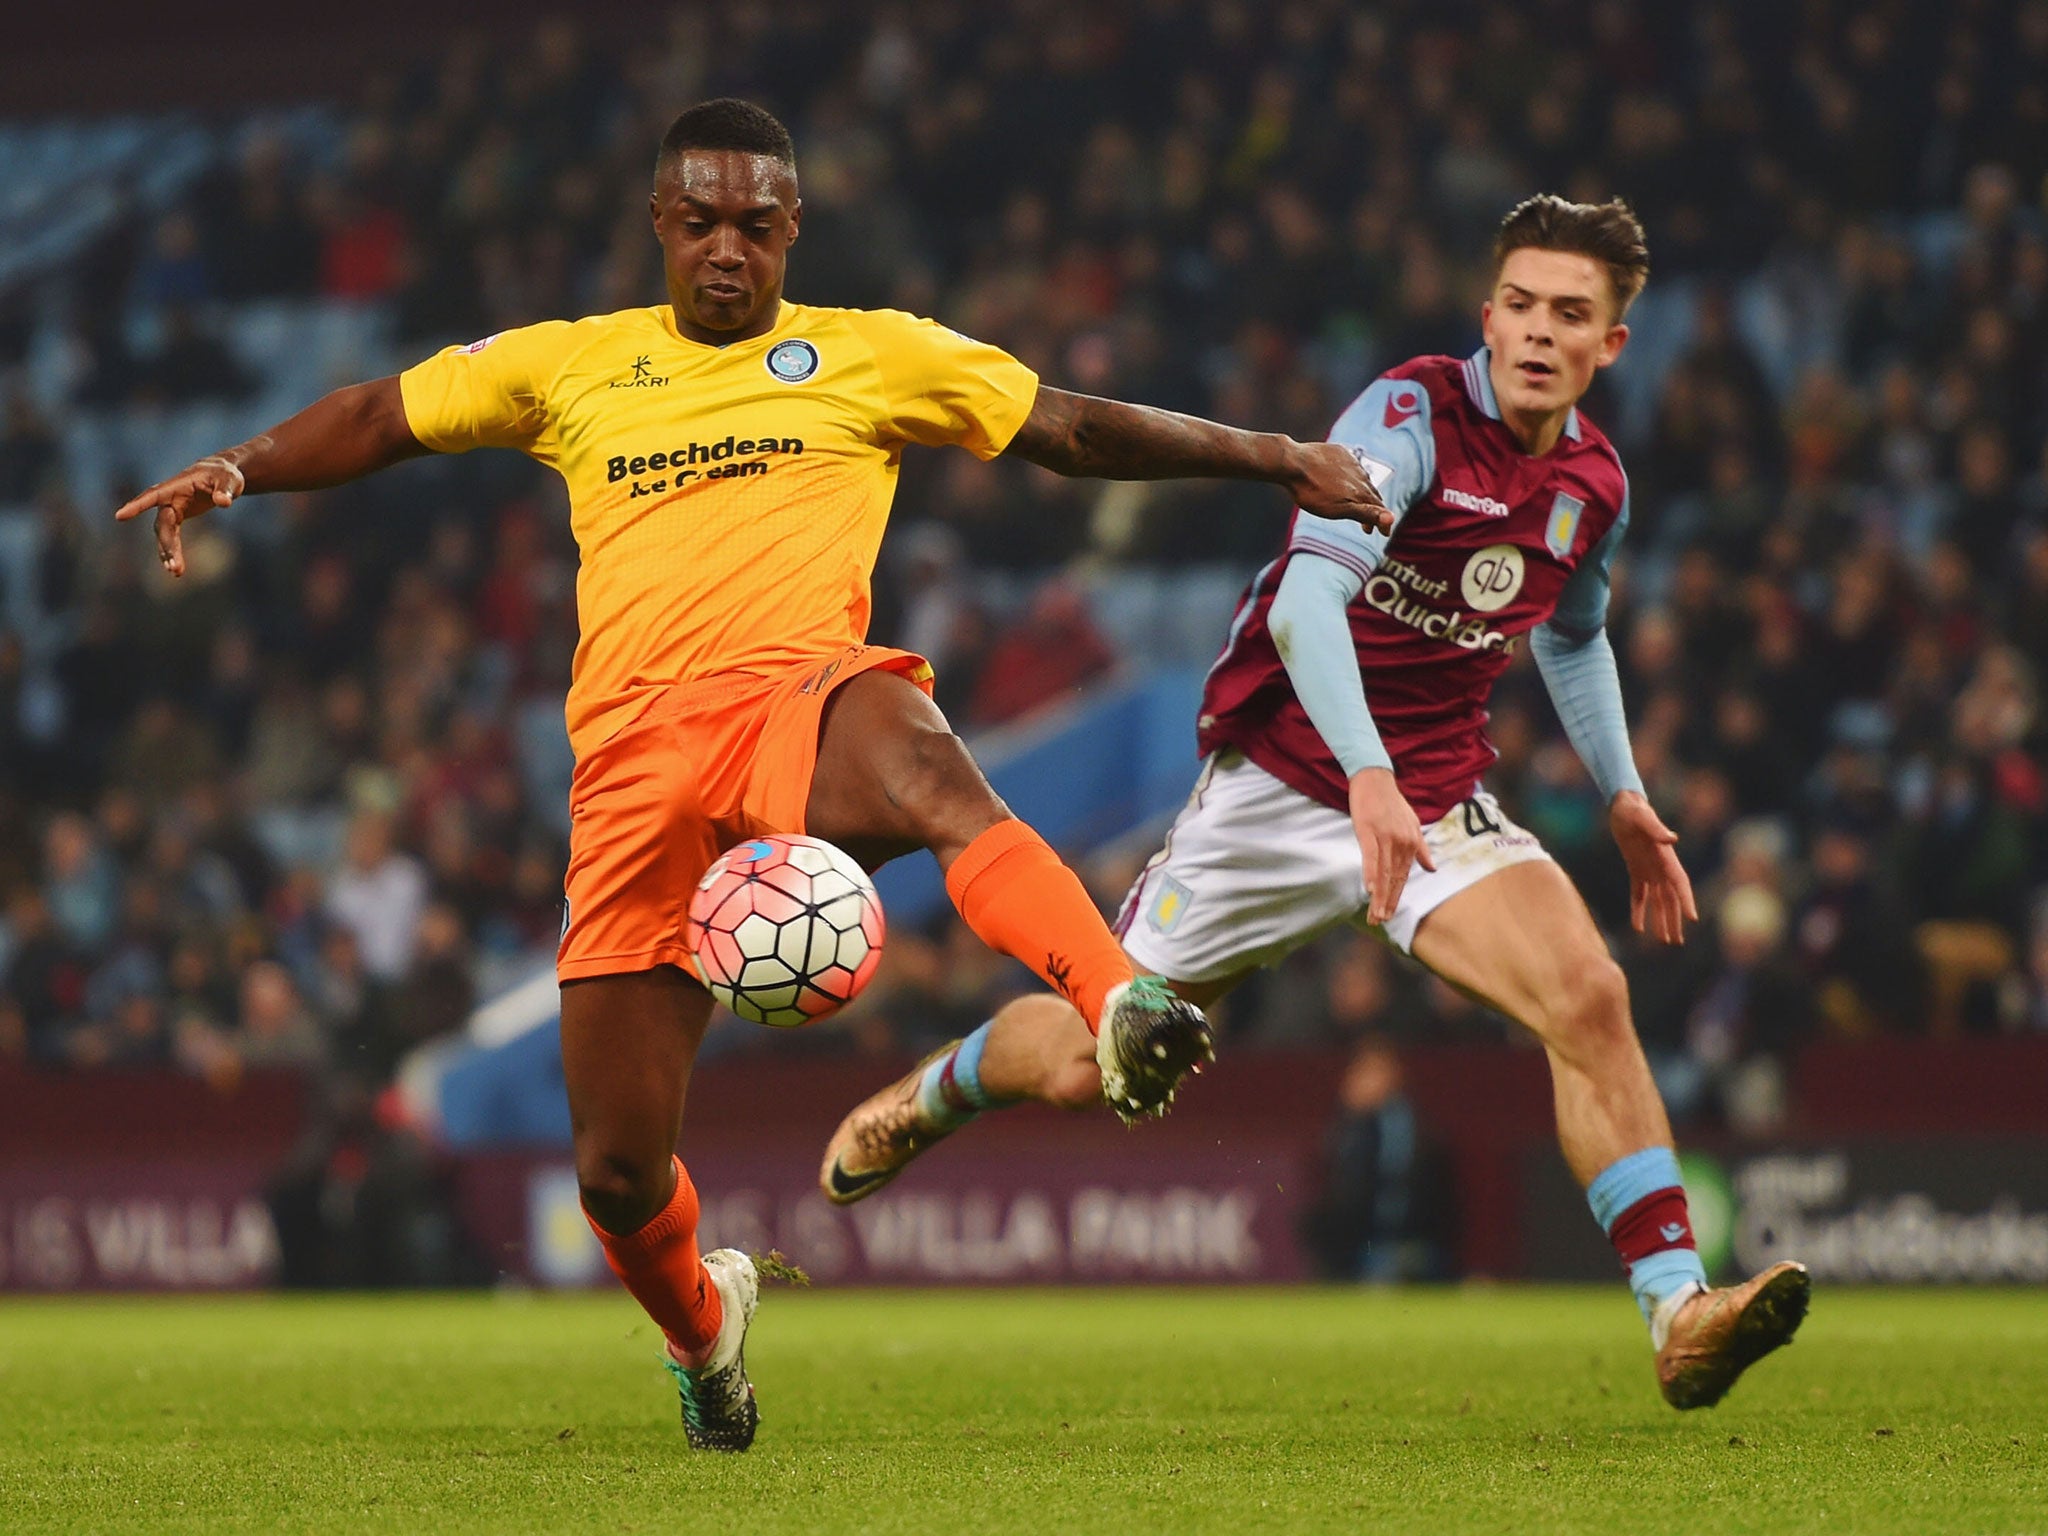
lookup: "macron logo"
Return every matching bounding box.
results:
[1660,1222,1688,1243]
[1442,485,1511,518]
[1382,389,1421,429]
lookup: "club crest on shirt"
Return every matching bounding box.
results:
[766,338,821,383]
[1147,876,1194,934]
[1546,492,1585,559]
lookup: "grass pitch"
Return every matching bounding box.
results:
[0,1287,2041,1535]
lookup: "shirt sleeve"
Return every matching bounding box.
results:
[398,321,573,459]
[1530,624,1644,801]
[1286,374,1439,578]
[862,311,1041,459]
[1548,477,1630,638]
[1269,552,1392,778]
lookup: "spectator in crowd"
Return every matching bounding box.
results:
[234,959,325,1068]
[325,809,429,984]
[42,812,119,953]
[266,1072,482,1288]
[1298,1037,1456,1282]
[1659,885,1814,1135]
[204,130,321,302]
[130,210,214,311]
[1793,821,1921,1037]
[2011,899,2048,1032]
[67,988,172,1070]
[968,578,1117,728]
[132,307,255,408]
[1,886,86,1061]
[0,390,60,504]
[384,901,475,1073]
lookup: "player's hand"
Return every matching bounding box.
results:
[1287,441,1393,534]
[1611,790,1698,945]
[114,457,245,578]
[1349,767,1435,928]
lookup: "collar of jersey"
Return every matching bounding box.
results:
[657,299,801,352]
[1464,346,1582,444]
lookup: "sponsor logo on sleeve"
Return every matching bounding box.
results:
[1344,446,1396,493]
[1381,388,1421,429]
[464,334,501,353]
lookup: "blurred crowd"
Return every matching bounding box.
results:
[3,0,2048,1140]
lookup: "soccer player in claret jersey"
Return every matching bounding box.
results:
[115,100,1388,1450]
[823,195,1811,1412]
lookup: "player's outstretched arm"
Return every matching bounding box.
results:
[1005,386,1392,532]
[114,377,427,577]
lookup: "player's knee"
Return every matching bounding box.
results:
[895,726,1001,839]
[576,1147,669,1235]
[1547,956,1634,1053]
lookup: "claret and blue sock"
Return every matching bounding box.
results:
[1587,1146,1708,1348]
[914,1021,998,1132]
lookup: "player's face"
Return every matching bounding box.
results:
[651,150,801,343]
[1480,248,1629,426]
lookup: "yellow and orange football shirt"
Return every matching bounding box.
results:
[399,302,1039,760]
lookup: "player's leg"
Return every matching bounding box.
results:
[1406,855,1807,1407]
[561,968,718,1334]
[560,966,761,1450]
[556,690,767,1449]
[821,750,1351,1201]
[801,662,1212,1115]
[924,967,1246,1118]
[933,963,1244,1117]
[1406,859,1674,1176]
[820,969,1259,1200]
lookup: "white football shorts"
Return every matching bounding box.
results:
[1113,749,1554,981]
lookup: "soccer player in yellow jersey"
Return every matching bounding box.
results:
[116,99,1386,1450]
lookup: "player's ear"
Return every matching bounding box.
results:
[1598,322,1630,368]
[786,197,801,244]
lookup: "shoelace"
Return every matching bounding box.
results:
[853,1095,923,1158]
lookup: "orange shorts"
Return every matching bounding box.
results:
[556,645,933,983]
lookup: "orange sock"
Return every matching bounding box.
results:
[586,1156,723,1359]
[945,818,1135,1033]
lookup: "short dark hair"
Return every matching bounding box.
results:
[657,98,795,173]
[1492,195,1650,316]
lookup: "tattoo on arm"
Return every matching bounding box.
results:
[1005,386,1295,483]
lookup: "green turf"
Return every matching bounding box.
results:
[0,1287,2041,1535]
